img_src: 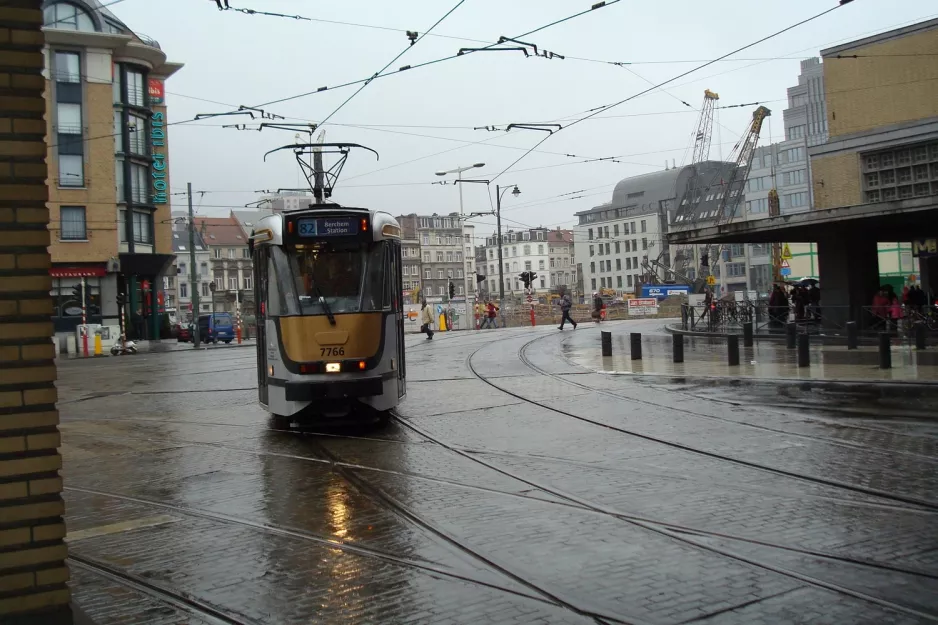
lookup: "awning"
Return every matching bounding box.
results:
[50,266,106,278]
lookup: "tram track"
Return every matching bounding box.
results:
[63,485,583,612]
[497,332,938,511]
[69,554,256,625]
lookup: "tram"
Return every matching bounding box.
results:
[249,206,406,422]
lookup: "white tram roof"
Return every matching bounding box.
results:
[252,207,400,246]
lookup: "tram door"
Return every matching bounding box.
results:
[390,240,405,397]
[253,246,269,405]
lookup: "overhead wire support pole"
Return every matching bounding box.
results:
[187,182,201,348]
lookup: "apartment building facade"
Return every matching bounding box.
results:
[481,228,553,295]
[42,0,183,341]
[194,215,254,317]
[547,229,576,292]
[165,217,210,323]
[415,213,466,299]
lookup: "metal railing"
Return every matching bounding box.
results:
[680,301,938,340]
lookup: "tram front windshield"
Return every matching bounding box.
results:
[285,241,386,314]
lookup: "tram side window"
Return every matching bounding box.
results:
[360,242,390,311]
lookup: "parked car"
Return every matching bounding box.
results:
[176,324,193,342]
[197,313,234,344]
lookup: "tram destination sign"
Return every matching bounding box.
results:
[296,217,360,237]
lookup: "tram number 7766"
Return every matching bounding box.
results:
[321,347,345,357]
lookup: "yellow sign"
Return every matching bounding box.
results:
[781,243,792,260]
[706,275,716,286]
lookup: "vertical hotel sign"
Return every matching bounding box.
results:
[149,79,167,204]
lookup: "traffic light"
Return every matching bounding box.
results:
[116,292,126,308]
[701,253,709,267]
[448,281,455,299]
[519,271,537,288]
[475,273,485,284]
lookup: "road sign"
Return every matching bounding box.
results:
[780,259,790,269]
[706,275,716,286]
[780,267,792,277]
[781,243,792,260]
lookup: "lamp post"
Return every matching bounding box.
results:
[447,179,521,303]
[435,163,484,327]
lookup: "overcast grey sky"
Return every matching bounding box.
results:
[114,0,936,240]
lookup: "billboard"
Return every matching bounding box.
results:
[641,284,691,300]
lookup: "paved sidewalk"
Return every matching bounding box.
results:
[564,320,938,384]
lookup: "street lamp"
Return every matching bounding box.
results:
[449,179,520,302]
[433,163,485,322]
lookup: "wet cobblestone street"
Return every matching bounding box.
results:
[57,320,938,624]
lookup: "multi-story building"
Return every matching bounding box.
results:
[257,191,312,212]
[397,214,422,301]
[42,0,183,342]
[194,215,254,317]
[547,229,576,293]
[415,213,466,299]
[575,165,730,295]
[165,217,210,323]
[482,227,552,295]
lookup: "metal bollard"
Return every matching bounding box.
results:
[846,321,858,350]
[630,332,642,361]
[601,331,612,357]
[879,332,891,369]
[743,321,753,347]
[727,335,740,366]
[672,333,684,363]
[786,323,797,349]
[797,332,809,368]
[915,323,927,350]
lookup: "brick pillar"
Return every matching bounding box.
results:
[0,2,73,623]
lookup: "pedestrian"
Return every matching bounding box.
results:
[420,298,434,340]
[591,292,603,322]
[558,292,577,330]
[482,301,499,329]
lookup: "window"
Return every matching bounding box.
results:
[437,270,444,279]
[214,248,221,259]
[511,246,517,256]
[614,242,620,254]
[228,277,238,290]
[763,154,773,168]
[438,286,445,296]
[422,235,430,245]
[598,245,603,256]
[45,3,96,31]
[59,206,86,240]
[590,262,595,273]
[54,51,81,83]
[424,269,431,279]
[537,244,544,255]
[613,224,619,236]
[747,198,769,213]
[201,283,210,297]
[729,244,745,258]
[784,147,806,163]
[456,269,463,279]
[604,226,610,238]
[640,220,646,233]
[179,283,188,298]
[616,258,621,271]
[126,69,145,107]
[725,262,747,277]
[447,269,453,279]
[588,228,593,240]
[58,154,83,187]
[784,169,806,186]
[788,124,806,140]
[488,249,493,259]
[242,248,250,258]
[605,243,610,255]
[57,102,82,134]
[616,276,622,288]
[228,248,236,259]
[627,275,632,287]
[626,258,632,270]
[782,192,808,209]
[591,278,596,290]
[446,236,453,246]
[538,260,545,270]
[455,252,462,262]
[423,252,431,263]
[130,163,148,203]
[436,252,444,262]
[128,114,147,154]
[589,245,594,257]
[446,252,454,263]
[132,210,151,243]
[642,238,648,250]
[861,140,938,203]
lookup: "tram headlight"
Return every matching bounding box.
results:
[325,363,341,373]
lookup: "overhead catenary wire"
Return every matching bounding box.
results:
[488,0,856,183]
